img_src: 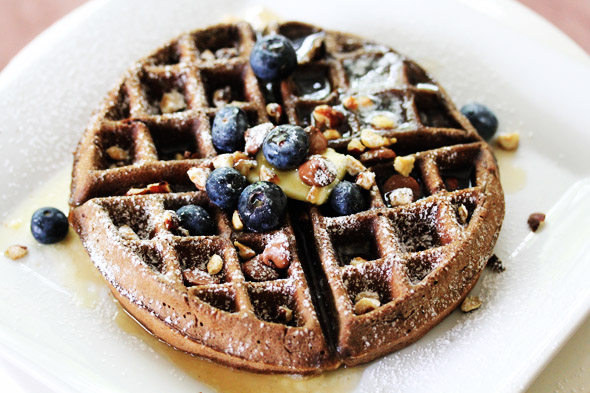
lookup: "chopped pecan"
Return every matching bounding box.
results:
[312,105,344,129]
[359,147,396,166]
[242,256,280,282]
[298,156,337,187]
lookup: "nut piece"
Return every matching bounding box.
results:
[342,96,358,111]
[261,237,291,269]
[345,155,367,176]
[385,188,414,207]
[358,96,374,108]
[234,240,256,260]
[105,146,129,162]
[277,305,293,324]
[183,268,218,286]
[457,204,469,224]
[323,129,342,140]
[359,147,396,166]
[207,254,224,275]
[370,115,396,129]
[259,165,279,183]
[356,171,376,190]
[212,86,232,107]
[119,225,139,240]
[266,103,282,123]
[350,256,368,266]
[147,181,171,194]
[200,49,215,61]
[394,155,415,177]
[307,126,328,155]
[160,90,187,113]
[497,132,520,151]
[360,129,391,149]
[187,167,211,191]
[244,122,274,155]
[232,210,244,231]
[312,105,344,129]
[4,245,28,260]
[487,254,505,273]
[233,158,257,175]
[461,296,482,313]
[242,256,280,282]
[213,153,234,169]
[354,291,381,315]
[527,212,546,232]
[347,138,366,154]
[162,210,180,232]
[298,156,337,187]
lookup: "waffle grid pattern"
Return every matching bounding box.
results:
[70,21,504,373]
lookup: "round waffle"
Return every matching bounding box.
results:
[69,21,504,374]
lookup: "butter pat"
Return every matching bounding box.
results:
[246,148,348,205]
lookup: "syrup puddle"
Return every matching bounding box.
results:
[0,166,363,393]
[493,148,526,194]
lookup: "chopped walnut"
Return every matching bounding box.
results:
[359,147,396,165]
[160,90,186,113]
[354,292,381,315]
[147,181,171,194]
[350,256,368,266]
[342,96,358,111]
[497,132,520,151]
[357,96,374,108]
[347,138,366,154]
[207,254,224,275]
[261,238,291,269]
[187,167,210,191]
[119,225,139,240]
[527,212,546,232]
[312,105,344,129]
[487,254,505,273]
[323,129,342,140]
[4,245,28,260]
[307,126,328,155]
[232,211,244,231]
[370,115,396,129]
[212,86,232,108]
[233,158,257,175]
[345,155,367,176]
[213,153,234,169]
[298,157,336,187]
[356,171,376,190]
[162,210,180,232]
[244,123,274,155]
[394,155,415,177]
[266,103,282,123]
[457,204,469,224]
[360,129,392,149]
[461,296,482,312]
[277,306,293,324]
[385,188,414,207]
[234,240,256,260]
[200,49,215,60]
[105,146,129,162]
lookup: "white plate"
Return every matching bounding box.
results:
[1,0,589,392]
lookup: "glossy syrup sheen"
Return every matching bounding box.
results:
[0,166,363,393]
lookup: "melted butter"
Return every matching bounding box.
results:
[247,148,348,205]
[493,148,527,194]
[0,166,363,392]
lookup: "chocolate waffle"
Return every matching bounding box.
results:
[69,21,504,374]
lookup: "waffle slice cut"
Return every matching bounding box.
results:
[69,21,504,373]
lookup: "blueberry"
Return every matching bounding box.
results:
[262,125,310,170]
[176,205,215,236]
[30,207,69,244]
[460,103,498,141]
[205,167,248,210]
[250,35,297,81]
[212,106,249,153]
[238,182,287,232]
[329,181,368,216]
